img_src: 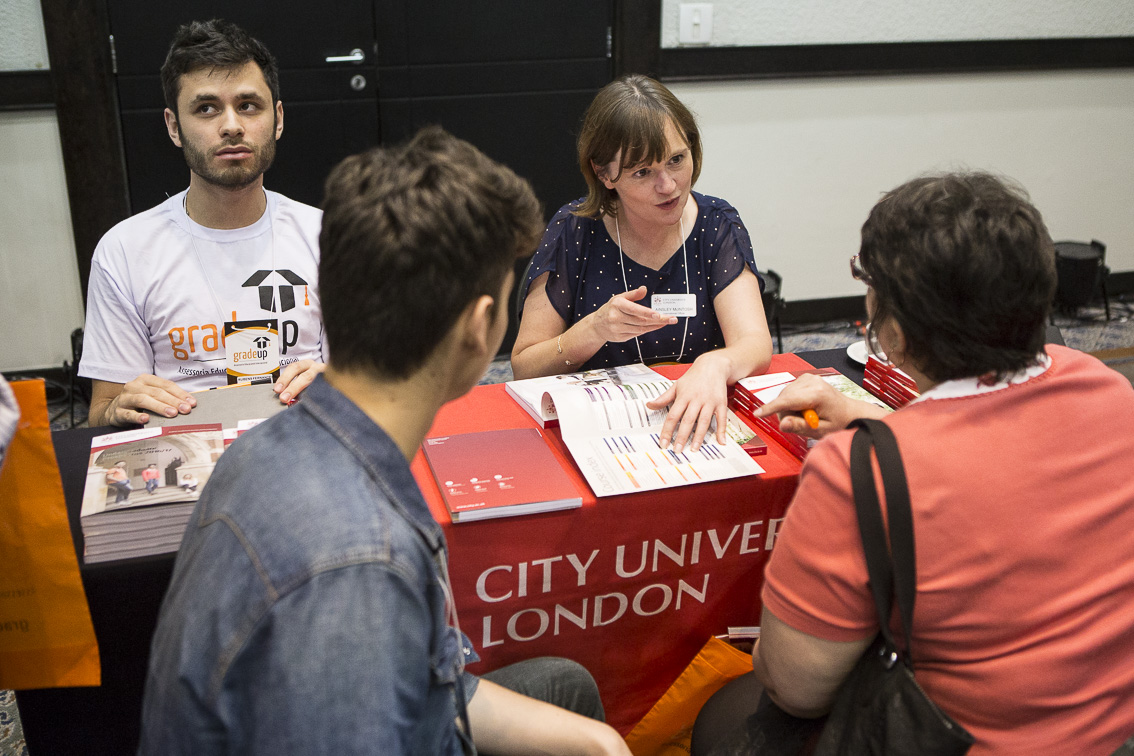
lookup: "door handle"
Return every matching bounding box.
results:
[325,48,365,64]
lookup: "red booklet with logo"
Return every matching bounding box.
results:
[422,428,583,523]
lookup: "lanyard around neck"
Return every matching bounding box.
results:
[615,212,691,364]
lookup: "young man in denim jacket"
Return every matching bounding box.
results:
[138,127,631,755]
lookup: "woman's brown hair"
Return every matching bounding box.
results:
[574,74,702,219]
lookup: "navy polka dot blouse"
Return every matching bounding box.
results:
[521,192,764,371]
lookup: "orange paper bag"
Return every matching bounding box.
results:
[624,636,752,756]
[0,379,100,689]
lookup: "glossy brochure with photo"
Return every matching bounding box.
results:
[79,424,224,563]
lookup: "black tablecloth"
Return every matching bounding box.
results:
[798,346,865,385]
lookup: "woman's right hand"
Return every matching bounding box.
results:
[755,373,888,439]
[586,286,677,344]
[511,276,677,380]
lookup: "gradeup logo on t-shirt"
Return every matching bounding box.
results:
[166,268,313,362]
[242,268,311,312]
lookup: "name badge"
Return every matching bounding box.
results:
[224,319,281,386]
[651,293,697,317]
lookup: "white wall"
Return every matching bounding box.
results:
[0,0,49,70]
[0,111,85,371]
[670,70,1134,301]
[0,0,84,372]
[661,0,1134,47]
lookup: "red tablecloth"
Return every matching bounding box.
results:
[411,354,812,733]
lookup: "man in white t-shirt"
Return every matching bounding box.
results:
[80,19,325,427]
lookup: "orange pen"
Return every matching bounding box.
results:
[802,409,820,429]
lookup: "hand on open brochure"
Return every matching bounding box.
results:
[647,352,731,452]
[273,359,326,404]
[755,373,890,439]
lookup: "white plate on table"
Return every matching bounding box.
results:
[846,341,885,365]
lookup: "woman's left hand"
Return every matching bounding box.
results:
[646,352,732,452]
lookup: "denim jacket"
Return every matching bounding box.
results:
[139,376,479,755]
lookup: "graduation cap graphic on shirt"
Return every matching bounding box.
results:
[241,269,310,313]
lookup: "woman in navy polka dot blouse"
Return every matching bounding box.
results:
[512,74,773,452]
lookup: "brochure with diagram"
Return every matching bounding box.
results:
[545,381,766,497]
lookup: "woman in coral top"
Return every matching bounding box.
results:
[694,172,1134,755]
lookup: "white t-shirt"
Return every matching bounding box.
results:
[80,189,324,391]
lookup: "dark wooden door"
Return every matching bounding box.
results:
[376,0,614,352]
[106,0,380,211]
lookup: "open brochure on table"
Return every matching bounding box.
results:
[507,362,765,452]
[738,369,892,411]
[545,377,766,497]
[505,363,668,427]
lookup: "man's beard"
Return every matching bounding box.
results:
[181,125,276,189]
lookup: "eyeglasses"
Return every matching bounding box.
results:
[849,254,872,286]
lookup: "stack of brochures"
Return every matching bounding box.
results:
[731,368,892,461]
[864,355,920,408]
[507,363,765,497]
[79,424,225,564]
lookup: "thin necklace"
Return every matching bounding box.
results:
[615,212,690,364]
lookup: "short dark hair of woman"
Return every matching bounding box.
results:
[860,172,1056,384]
[574,74,703,219]
[160,19,280,116]
[318,126,543,379]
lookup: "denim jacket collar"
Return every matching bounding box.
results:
[294,374,445,555]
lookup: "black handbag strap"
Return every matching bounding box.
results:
[849,418,917,661]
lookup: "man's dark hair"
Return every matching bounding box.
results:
[160,19,280,115]
[860,172,1056,383]
[319,126,543,378]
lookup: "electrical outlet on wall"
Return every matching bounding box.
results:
[678,3,713,45]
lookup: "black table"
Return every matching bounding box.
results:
[798,346,865,385]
